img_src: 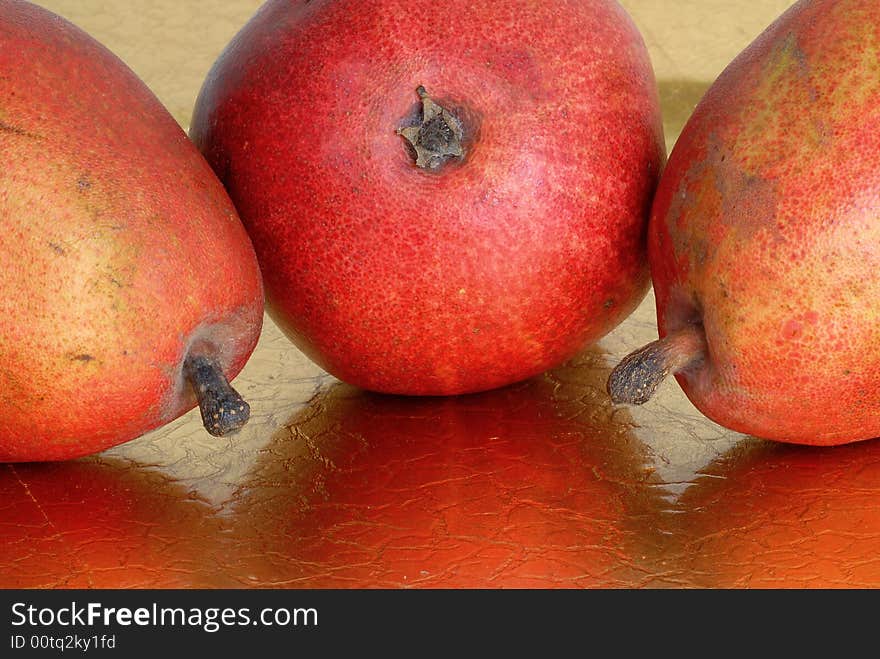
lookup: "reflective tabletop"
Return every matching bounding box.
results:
[8,1,874,590]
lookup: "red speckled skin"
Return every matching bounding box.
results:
[0,1,264,462]
[649,0,880,445]
[191,0,664,395]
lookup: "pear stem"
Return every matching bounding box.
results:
[396,85,465,170]
[183,347,250,436]
[607,324,708,405]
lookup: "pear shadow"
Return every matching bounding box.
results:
[654,436,880,588]
[223,347,689,588]
[0,456,236,588]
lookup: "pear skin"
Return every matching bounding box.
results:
[609,0,880,445]
[0,1,264,461]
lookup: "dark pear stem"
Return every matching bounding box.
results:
[183,348,250,437]
[397,85,465,170]
[607,324,708,405]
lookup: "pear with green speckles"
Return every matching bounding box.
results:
[607,0,880,446]
[0,0,264,461]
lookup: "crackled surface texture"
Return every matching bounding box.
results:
[8,0,877,589]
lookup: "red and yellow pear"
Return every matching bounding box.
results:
[1,0,264,461]
[609,0,880,445]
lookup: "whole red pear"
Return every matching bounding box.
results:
[1,1,264,461]
[608,0,880,445]
[191,0,665,395]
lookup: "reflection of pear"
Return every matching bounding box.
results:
[0,457,232,588]
[231,349,667,588]
[669,439,880,588]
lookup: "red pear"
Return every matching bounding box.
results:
[608,0,880,445]
[1,0,264,461]
[190,0,665,396]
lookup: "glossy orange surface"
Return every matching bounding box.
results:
[7,0,877,589]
